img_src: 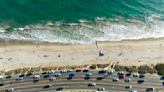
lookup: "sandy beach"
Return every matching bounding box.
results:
[0,38,164,71]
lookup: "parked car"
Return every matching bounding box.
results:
[69,73,75,77]
[75,70,81,72]
[83,69,89,72]
[6,76,12,79]
[162,82,164,86]
[19,74,25,77]
[160,76,164,80]
[133,73,139,77]
[98,70,107,74]
[145,88,155,91]
[26,72,33,77]
[119,74,125,79]
[126,73,132,77]
[97,87,105,91]
[88,83,96,87]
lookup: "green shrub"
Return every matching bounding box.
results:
[125,66,138,73]
[155,64,164,75]
[89,64,97,69]
[138,65,156,74]
[114,65,126,71]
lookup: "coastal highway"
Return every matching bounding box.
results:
[0,70,164,92]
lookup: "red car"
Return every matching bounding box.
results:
[119,74,125,79]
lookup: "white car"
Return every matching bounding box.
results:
[16,77,24,81]
[125,78,132,82]
[125,85,132,89]
[133,73,139,77]
[49,77,56,81]
[130,90,138,92]
[33,75,40,79]
[97,87,105,91]
[86,73,92,76]
[5,88,15,92]
[112,77,119,82]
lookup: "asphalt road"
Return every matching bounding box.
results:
[0,70,163,92]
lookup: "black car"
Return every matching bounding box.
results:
[145,88,155,91]
[43,84,52,88]
[0,83,4,86]
[43,75,50,79]
[137,80,144,84]
[19,74,25,77]
[84,76,91,80]
[83,70,89,72]
[33,79,39,83]
[160,76,164,80]
[139,74,145,78]
[67,77,73,80]
[162,82,164,86]
[6,76,12,79]
[75,70,81,72]
[96,77,104,80]
[69,73,75,77]
[126,73,132,77]
[98,70,107,74]
[56,87,64,91]
[26,72,33,77]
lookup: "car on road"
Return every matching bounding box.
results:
[130,90,138,92]
[43,84,52,88]
[61,70,67,73]
[19,74,25,77]
[56,87,64,91]
[43,75,50,79]
[33,79,39,83]
[162,82,164,86]
[107,70,114,75]
[145,88,155,91]
[97,87,105,91]
[125,78,131,82]
[67,76,73,80]
[125,85,132,89]
[137,80,144,84]
[69,73,75,77]
[0,83,4,86]
[5,88,15,92]
[0,75,5,80]
[112,77,119,82]
[84,76,90,80]
[96,76,105,80]
[88,83,96,87]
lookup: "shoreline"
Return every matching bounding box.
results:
[0,38,164,71]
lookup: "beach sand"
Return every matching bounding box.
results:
[0,38,164,71]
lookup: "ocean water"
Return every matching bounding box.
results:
[0,0,164,44]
